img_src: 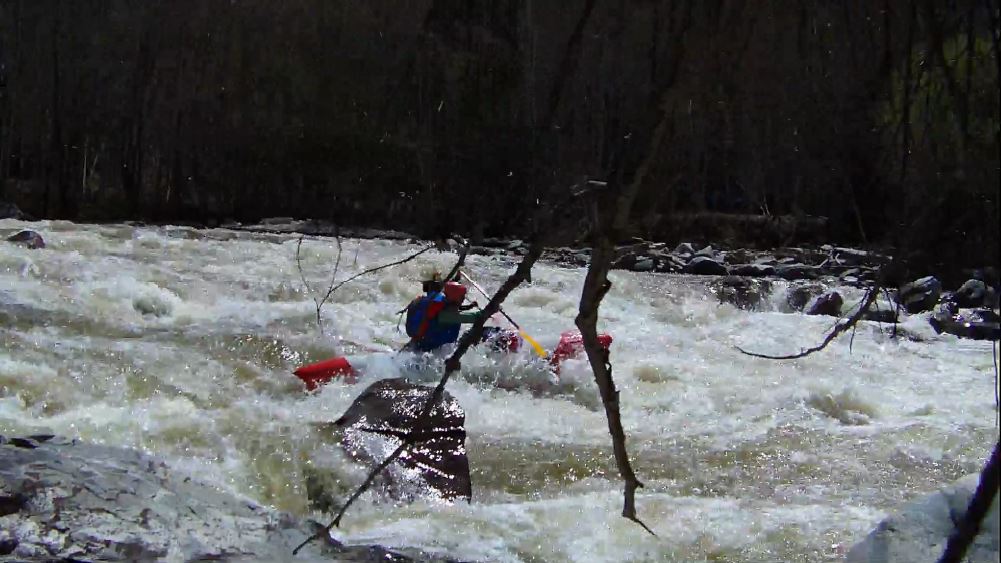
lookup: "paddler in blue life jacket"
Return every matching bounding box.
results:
[403,275,482,352]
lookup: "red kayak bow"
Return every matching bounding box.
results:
[292,330,612,391]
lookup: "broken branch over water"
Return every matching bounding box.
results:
[292,241,543,556]
[736,285,881,360]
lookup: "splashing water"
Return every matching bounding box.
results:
[1,219,997,562]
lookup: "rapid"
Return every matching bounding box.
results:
[1,220,997,562]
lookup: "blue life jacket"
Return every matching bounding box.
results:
[405,293,460,351]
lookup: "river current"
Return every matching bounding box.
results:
[1,220,997,562]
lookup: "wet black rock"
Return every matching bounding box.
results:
[334,378,471,503]
[862,308,899,324]
[929,307,1001,341]
[775,263,820,280]
[730,263,776,277]
[806,291,843,316]
[953,279,996,309]
[683,256,729,276]
[785,284,825,312]
[5,230,45,249]
[896,276,942,314]
[673,242,696,258]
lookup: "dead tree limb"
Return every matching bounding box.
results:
[292,241,543,556]
[937,440,1001,563]
[572,89,675,538]
[736,285,881,360]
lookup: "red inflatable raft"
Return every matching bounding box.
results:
[293,330,612,391]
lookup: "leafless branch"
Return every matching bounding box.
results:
[736,285,881,360]
[570,76,677,538]
[294,233,343,333]
[292,240,543,556]
[294,233,435,334]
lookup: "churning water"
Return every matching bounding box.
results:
[1,220,997,562]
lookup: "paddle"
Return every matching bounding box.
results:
[458,271,548,359]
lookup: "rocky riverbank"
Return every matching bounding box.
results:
[0,435,465,562]
[847,471,999,563]
[5,213,999,342]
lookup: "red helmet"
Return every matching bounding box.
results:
[443,281,467,303]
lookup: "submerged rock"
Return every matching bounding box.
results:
[847,473,999,563]
[709,276,773,310]
[334,378,471,503]
[0,435,465,562]
[785,283,825,312]
[6,230,45,249]
[929,307,1001,341]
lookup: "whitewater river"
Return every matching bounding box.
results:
[1,220,997,562]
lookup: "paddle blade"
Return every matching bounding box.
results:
[519,330,548,358]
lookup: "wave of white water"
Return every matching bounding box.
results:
[1,219,997,562]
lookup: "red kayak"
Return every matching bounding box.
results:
[294,330,612,391]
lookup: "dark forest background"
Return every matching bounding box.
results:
[0,0,998,275]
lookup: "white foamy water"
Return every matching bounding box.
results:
[1,219,998,562]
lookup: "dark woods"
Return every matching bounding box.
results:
[0,1,998,278]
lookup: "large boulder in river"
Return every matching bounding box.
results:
[0,435,462,562]
[5,229,44,249]
[334,378,471,503]
[896,276,942,314]
[805,291,843,317]
[952,279,997,309]
[846,473,999,563]
[683,256,729,276]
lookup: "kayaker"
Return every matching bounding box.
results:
[404,278,482,352]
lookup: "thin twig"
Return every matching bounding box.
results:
[295,235,314,305]
[737,286,880,360]
[315,235,345,328]
[294,233,343,333]
[294,234,435,334]
[292,241,543,556]
[321,244,434,301]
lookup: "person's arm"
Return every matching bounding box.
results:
[437,309,481,324]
